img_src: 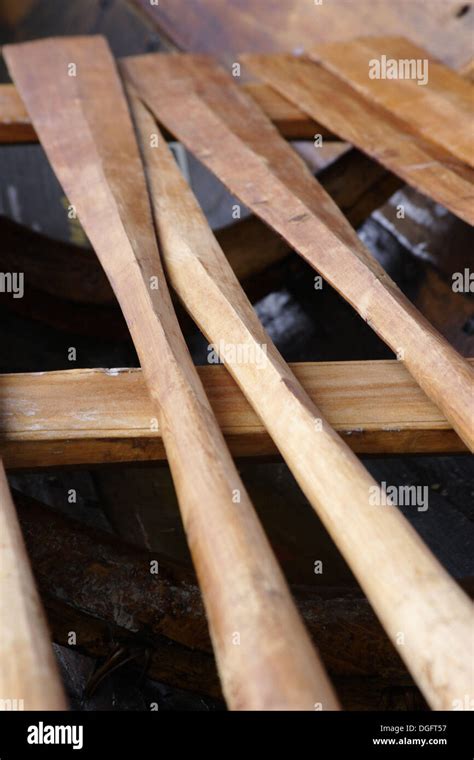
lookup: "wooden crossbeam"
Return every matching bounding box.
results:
[0,361,469,469]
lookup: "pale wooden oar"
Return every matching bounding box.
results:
[127,94,474,711]
[4,36,339,711]
[123,53,474,452]
[0,460,66,710]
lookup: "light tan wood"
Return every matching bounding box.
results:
[0,460,66,710]
[124,88,474,710]
[314,37,474,169]
[4,36,340,711]
[125,53,474,454]
[0,360,469,469]
[244,53,474,226]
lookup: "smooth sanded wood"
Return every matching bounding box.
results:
[125,91,474,710]
[124,53,474,453]
[0,460,66,709]
[4,36,340,711]
[0,361,469,469]
[314,36,474,169]
[244,54,474,225]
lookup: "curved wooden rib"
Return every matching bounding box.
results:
[126,90,474,711]
[4,36,339,711]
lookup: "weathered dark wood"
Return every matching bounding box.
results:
[16,490,432,684]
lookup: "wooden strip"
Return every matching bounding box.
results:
[125,53,474,453]
[125,85,474,710]
[0,361,469,468]
[244,54,474,225]
[314,37,474,169]
[0,81,323,142]
[0,461,66,709]
[4,36,339,711]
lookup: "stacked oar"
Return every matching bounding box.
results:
[3,36,473,711]
[4,37,337,711]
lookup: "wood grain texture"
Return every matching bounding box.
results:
[4,36,339,711]
[123,86,474,710]
[314,36,474,169]
[124,53,474,454]
[244,53,474,225]
[0,461,66,709]
[0,360,469,469]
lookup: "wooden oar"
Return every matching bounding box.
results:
[313,36,474,169]
[126,93,474,711]
[4,36,339,711]
[243,53,474,225]
[0,460,66,710]
[123,53,474,452]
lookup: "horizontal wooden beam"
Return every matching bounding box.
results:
[0,360,468,469]
[0,81,328,143]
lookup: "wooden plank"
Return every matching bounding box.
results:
[314,36,474,169]
[0,81,323,142]
[244,54,474,225]
[125,53,474,453]
[125,86,474,711]
[131,0,474,70]
[4,36,339,711]
[0,361,469,468]
[0,461,66,709]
